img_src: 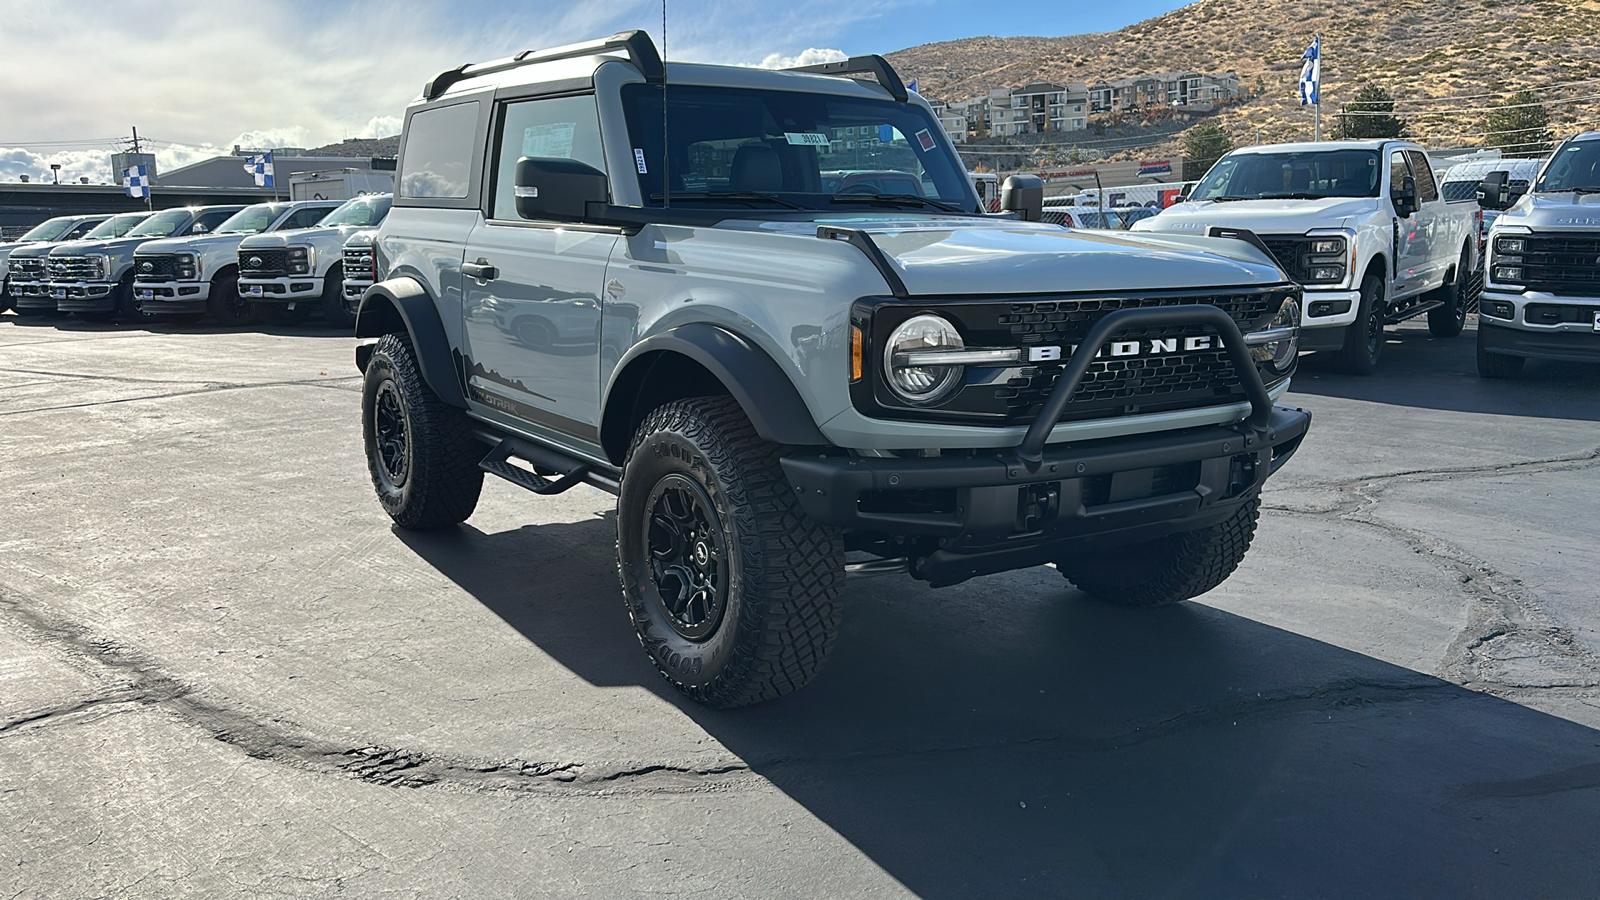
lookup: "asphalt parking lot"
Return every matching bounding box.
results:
[2,313,1597,898]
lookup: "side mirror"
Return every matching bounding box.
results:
[1178,184,1193,202]
[514,157,608,222]
[1392,174,1418,218]
[1001,174,1044,222]
[191,223,210,234]
[1477,170,1510,210]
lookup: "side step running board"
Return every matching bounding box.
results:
[477,435,621,496]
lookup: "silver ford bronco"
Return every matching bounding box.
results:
[354,32,1312,707]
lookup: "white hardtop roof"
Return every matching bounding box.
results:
[1438,157,1543,181]
[1229,139,1419,154]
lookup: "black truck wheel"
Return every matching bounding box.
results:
[617,396,844,708]
[319,264,355,329]
[1427,247,1473,337]
[361,333,484,529]
[207,272,255,326]
[1333,271,1385,375]
[1057,499,1260,607]
[1476,326,1526,379]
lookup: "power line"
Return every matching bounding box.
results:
[1378,77,1600,105]
[1332,91,1600,116]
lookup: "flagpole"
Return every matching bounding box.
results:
[1314,34,1322,141]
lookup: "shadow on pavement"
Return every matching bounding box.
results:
[1293,319,1600,421]
[399,518,1600,899]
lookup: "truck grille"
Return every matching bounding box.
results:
[9,257,45,281]
[343,247,374,283]
[240,249,288,277]
[48,256,103,282]
[858,287,1291,426]
[134,255,179,282]
[1514,232,1600,295]
[1259,237,1314,282]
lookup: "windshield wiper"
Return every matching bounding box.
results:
[1208,195,1256,201]
[1255,191,1329,200]
[1569,187,1600,195]
[652,191,807,210]
[830,193,966,212]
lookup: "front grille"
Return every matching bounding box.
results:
[1260,237,1313,282]
[134,255,179,282]
[240,249,288,277]
[997,333,1242,421]
[1515,232,1600,294]
[47,256,102,282]
[1524,302,1596,325]
[343,248,374,283]
[9,258,45,281]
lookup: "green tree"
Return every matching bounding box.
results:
[1333,84,1408,139]
[1182,121,1232,180]
[1069,145,1084,165]
[1482,89,1551,158]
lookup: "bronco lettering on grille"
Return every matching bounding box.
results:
[1027,335,1214,362]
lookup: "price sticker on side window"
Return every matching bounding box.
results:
[784,132,831,147]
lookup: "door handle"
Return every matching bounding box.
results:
[463,260,498,282]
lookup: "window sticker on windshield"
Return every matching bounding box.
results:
[784,132,831,147]
[914,129,936,151]
[634,149,648,174]
[522,122,576,159]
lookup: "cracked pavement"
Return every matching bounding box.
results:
[2,315,1598,898]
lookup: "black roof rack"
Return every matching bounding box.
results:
[786,55,908,103]
[422,30,664,101]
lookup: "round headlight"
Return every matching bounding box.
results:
[884,314,965,404]
[1250,297,1300,372]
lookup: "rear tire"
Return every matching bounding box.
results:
[255,302,312,327]
[1333,271,1385,375]
[1476,326,1525,378]
[207,272,255,326]
[617,396,844,708]
[1427,247,1472,337]
[1057,499,1260,607]
[361,333,484,529]
[319,265,355,329]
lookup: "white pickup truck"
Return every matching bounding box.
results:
[1135,140,1481,373]
[237,192,391,328]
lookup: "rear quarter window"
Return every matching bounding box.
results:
[398,102,482,201]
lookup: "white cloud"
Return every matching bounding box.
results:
[755,48,848,69]
[352,116,404,140]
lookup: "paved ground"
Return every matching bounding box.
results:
[1,312,1597,899]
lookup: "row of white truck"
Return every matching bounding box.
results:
[0,192,390,327]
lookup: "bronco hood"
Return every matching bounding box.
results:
[1135,196,1383,237]
[1492,191,1600,232]
[735,215,1287,295]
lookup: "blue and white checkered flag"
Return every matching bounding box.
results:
[1299,36,1321,106]
[907,79,919,94]
[123,165,150,199]
[244,152,275,188]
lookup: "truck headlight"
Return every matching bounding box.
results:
[1246,297,1300,374]
[288,247,312,274]
[93,255,111,280]
[1307,264,1345,282]
[177,253,199,280]
[1493,266,1523,285]
[1309,238,1345,255]
[1495,236,1525,254]
[885,314,965,404]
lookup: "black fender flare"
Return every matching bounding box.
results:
[603,323,829,453]
[354,277,467,408]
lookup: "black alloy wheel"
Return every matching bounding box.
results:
[643,475,729,641]
[371,379,411,493]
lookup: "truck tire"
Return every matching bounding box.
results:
[1,278,12,313]
[361,332,484,529]
[207,272,255,326]
[616,396,844,708]
[255,302,312,327]
[113,275,149,323]
[1476,326,1525,379]
[1426,247,1472,337]
[319,264,355,330]
[1333,271,1385,375]
[1057,499,1260,607]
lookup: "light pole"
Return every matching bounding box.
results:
[50,163,61,184]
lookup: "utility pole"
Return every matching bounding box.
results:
[130,126,141,154]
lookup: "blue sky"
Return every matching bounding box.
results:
[0,0,1189,182]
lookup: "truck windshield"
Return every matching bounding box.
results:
[1192,150,1381,200]
[83,212,152,240]
[126,209,195,238]
[1534,140,1600,192]
[18,217,74,242]
[319,194,392,227]
[215,204,285,235]
[619,83,978,213]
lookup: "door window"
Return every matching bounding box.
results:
[282,207,332,229]
[64,220,100,239]
[1406,150,1438,202]
[489,95,609,220]
[192,209,237,233]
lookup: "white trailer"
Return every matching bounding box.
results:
[1064,182,1195,209]
[288,168,395,202]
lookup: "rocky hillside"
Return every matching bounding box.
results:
[307,136,400,158]
[889,0,1600,155]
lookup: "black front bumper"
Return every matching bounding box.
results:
[781,304,1312,585]
[1479,320,1600,364]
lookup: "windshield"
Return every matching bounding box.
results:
[216,203,287,235]
[319,194,392,227]
[1193,149,1381,200]
[619,83,978,213]
[19,217,74,242]
[83,212,152,240]
[126,208,195,238]
[1534,140,1600,192]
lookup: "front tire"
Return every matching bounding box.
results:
[1476,326,1526,378]
[319,265,355,329]
[207,272,255,326]
[1333,271,1385,375]
[361,333,484,529]
[1427,247,1473,337]
[617,396,844,708]
[1057,499,1260,607]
